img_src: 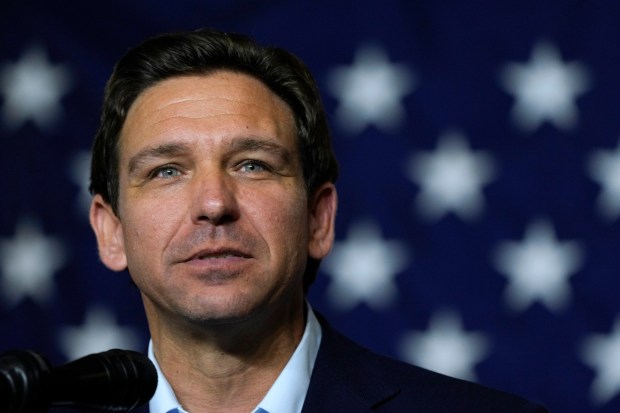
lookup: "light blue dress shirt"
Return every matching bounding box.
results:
[148,305,322,413]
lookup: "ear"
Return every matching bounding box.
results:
[89,194,128,271]
[308,183,338,260]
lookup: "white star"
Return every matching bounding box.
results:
[0,219,67,306]
[327,45,415,134]
[69,150,92,217]
[581,317,620,406]
[59,307,141,360]
[0,45,72,130]
[588,139,620,222]
[322,220,410,310]
[500,41,590,132]
[398,309,489,381]
[407,131,496,221]
[493,219,583,313]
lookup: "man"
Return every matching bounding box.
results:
[89,28,548,412]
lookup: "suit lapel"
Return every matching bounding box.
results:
[301,360,374,412]
[301,313,401,412]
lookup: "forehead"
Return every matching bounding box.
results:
[119,71,296,157]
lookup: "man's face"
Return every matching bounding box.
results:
[90,71,336,327]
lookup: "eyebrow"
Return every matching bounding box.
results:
[126,137,294,175]
[127,142,192,175]
[228,137,293,164]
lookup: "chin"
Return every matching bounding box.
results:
[179,294,266,326]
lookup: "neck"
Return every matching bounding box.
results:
[145,293,306,413]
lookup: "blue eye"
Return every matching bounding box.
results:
[241,161,266,173]
[155,166,181,178]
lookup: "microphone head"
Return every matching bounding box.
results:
[0,349,52,413]
[51,349,157,412]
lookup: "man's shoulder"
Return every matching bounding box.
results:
[305,314,548,412]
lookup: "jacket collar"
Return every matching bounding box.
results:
[301,312,401,412]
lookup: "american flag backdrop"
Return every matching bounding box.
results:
[2,1,620,411]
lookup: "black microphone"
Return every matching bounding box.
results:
[0,349,158,413]
[0,349,51,413]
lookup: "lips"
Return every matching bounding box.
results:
[176,247,253,283]
[185,248,252,262]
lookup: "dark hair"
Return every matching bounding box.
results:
[90,28,338,290]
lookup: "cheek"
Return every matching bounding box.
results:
[249,187,309,257]
[120,198,185,273]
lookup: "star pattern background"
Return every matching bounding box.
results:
[1,1,619,412]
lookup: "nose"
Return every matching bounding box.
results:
[190,170,240,225]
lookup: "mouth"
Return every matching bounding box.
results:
[185,248,252,262]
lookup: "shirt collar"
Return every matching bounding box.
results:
[148,304,322,413]
[148,341,188,413]
[253,305,322,413]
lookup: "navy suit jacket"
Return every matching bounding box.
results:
[300,314,548,412]
[131,314,549,413]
